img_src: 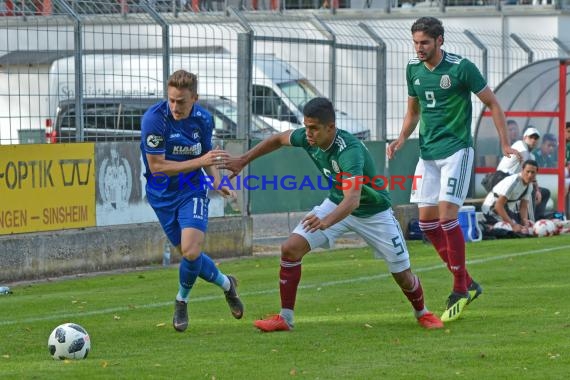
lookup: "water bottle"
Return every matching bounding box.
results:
[0,286,12,295]
[162,241,171,266]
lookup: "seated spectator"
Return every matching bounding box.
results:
[497,126,540,174]
[496,127,550,220]
[480,123,529,192]
[534,133,558,169]
[482,160,538,234]
[506,119,521,146]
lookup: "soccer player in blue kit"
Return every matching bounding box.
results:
[140,70,244,332]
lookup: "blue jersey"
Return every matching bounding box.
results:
[140,100,214,205]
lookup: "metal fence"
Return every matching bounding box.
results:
[0,1,568,145]
[2,0,570,14]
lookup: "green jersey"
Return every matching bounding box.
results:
[534,149,556,169]
[290,128,391,217]
[407,51,487,160]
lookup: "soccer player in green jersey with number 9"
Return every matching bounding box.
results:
[387,17,520,322]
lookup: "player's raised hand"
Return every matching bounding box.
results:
[202,149,230,167]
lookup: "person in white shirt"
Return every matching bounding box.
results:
[482,160,538,234]
[497,127,540,174]
[496,127,549,220]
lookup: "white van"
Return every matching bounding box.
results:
[46,54,369,142]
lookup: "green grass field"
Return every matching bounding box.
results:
[1,235,569,379]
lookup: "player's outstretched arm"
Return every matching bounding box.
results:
[387,97,420,160]
[146,149,229,176]
[221,131,293,179]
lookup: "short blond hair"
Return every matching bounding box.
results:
[167,70,198,94]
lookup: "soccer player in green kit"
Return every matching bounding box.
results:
[387,17,519,322]
[222,97,444,331]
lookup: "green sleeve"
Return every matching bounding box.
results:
[406,63,417,97]
[460,59,487,94]
[338,146,364,177]
[289,128,307,148]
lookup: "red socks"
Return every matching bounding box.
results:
[419,219,449,265]
[420,218,471,294]
[440,219,468,294]
[401,275,425,312]
[279,259,302,310]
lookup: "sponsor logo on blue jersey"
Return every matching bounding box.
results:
[146,134,163,148]
[172,144,202,155]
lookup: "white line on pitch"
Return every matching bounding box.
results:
[1,244,567,326]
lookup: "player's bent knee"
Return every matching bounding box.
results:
[180,245,202,260]
[281,235,310,261]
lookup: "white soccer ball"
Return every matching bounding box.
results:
[493,221,512,231]
[48,323,91,360]
[551,219,564,235]
[533,219,556,237]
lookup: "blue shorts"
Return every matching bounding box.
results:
[150,195,210,247]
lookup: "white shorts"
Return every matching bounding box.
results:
[292,199,411,273]
[410,147,474,207]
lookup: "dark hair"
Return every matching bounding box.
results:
[411,17,444,41]
[167,70,198,94]
[566,121,570,129]
[522,159,539,171]
[542,133,557,143]
[303,97,335,125]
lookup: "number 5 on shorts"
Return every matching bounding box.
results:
[391,236,405,255]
